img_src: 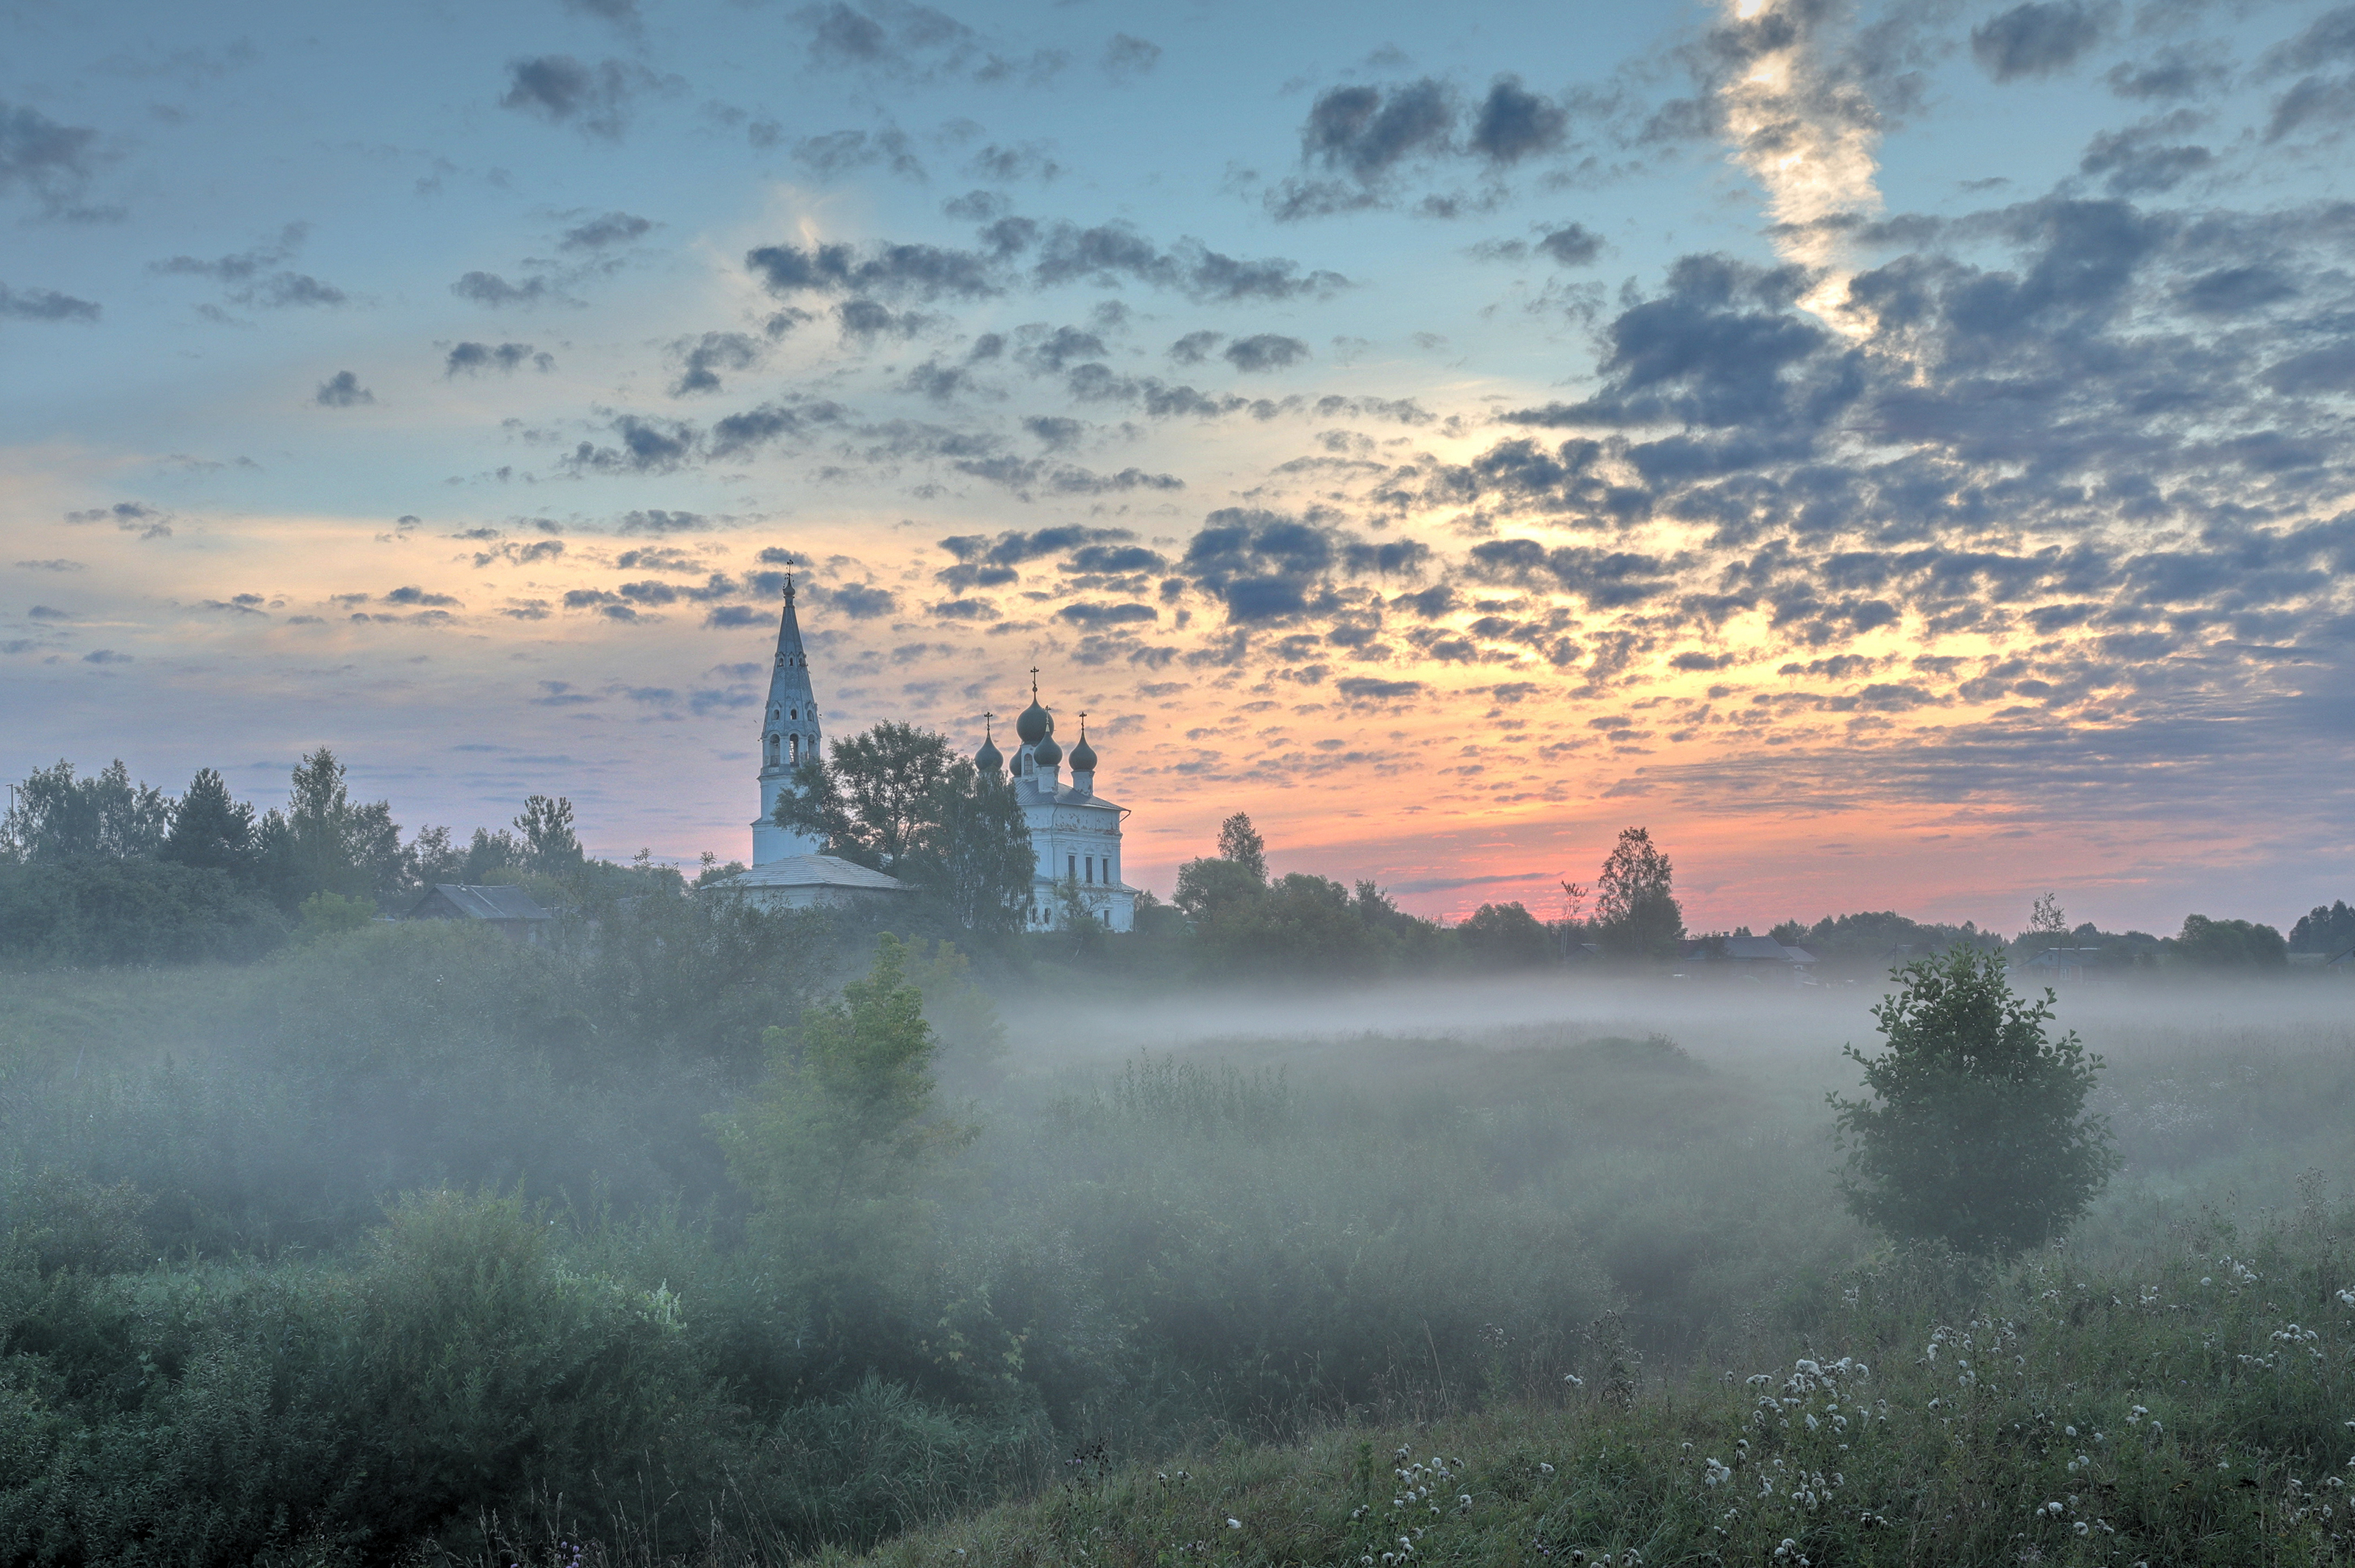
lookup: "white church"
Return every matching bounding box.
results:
[710,575,1138,933]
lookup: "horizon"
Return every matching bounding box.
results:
[4,0,2351,934]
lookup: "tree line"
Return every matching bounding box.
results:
[0,751,662,965]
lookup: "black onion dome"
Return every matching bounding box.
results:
[1069,733,1097,772]
[1016,698,1051,744]
[1033,731,1063,767]
[975,734,1004,773]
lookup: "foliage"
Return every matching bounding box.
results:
[1215,812,1268,881]
[1,759,173,863]
[848,1199,2355,1568]
[1830,947,2119,1257]
[256,747,408,909]
[779,725,1035,932]
[294,890,377,945]
[2172,912,2289,967]
[1593,826,1683,959]
[2287,898,2355,954]
[158,767,258,881]
[513,793,585,873]
[1456,901,1553,968]
[0,855,286,968]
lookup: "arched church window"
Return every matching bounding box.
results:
[790,735,801,763]
[767,735,779,765]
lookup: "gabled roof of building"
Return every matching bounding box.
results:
[704,854,912,892]
[413,884,553,921]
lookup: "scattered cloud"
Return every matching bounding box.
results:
[445,341,553,375]
[0,282,98,322]
[315,370,373,407]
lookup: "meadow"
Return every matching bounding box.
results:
[0,923,2349,1564]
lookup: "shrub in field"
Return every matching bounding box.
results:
[1830,946,2118,1258]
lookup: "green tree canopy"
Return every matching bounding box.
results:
[2173,913,2288,967]
[259,748,407,908]
[2,759,172,863]
[1830,946,2118,1258]
[2289,899,2355,955]
[1594,826,1683,959]
[777,723,1034,932]
[160,767,258,881]
[514,794,584,874]
[1456,901,1553,969]
[1216,812,1268,882]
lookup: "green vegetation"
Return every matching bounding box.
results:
[1830,948,2119,1258]
[847,1202,2355,1568]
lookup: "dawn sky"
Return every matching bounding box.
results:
[4,0,2351,934]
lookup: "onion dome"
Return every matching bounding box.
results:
[1069,714,1097,773]
[1015,668,1052,743]
[1033,730,1063,767]
[975,723,1004,774]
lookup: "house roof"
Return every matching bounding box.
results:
[702,854,913,893]
[413,884,553,921]
[1684,934,1817,962]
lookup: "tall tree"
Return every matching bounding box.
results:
[2288,900,2355,955]
[258,748,407,907]
[1217,812,1268,882]
[514,795,584,873]
[159,767,258,880]
[904,765,1035,934]
[777,722,957,870]
[2,759,173,862]
[1593,826,1683,959]
[778,723,1035,930]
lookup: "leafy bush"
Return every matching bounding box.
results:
[1830,947,2120,1257]
[0,855,285,968]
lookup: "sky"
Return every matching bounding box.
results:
[3,0,2352,935]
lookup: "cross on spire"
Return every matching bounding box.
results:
[1030,665,1039,700]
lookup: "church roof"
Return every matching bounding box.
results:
[702,854,913,893]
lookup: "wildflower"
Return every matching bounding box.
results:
[1563,1374,1584,1386]
[2044,1501,2065,1516]
[1539,1462,1556,1475]
[1227,1518,1242,1530]
[2065,1425,2077,1437]
[1704,1458,1732,1486]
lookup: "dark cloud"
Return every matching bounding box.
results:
[1971,1,2114,82]
[13,558,82,571]
[708,399,848,458]
[1028,221,1350,302]
[1058,600,1157,627]
[816,581,899,619]
[558,210,653,250]
[0,283,99,322]
[65,502,171,539]
[670,331,762,394]
[445,341,551,376]
[0,101,105,219]
[498,55,648,139]
[2105,50,2223,101]
[615,510,714,535]
[315,370,373,408]
[791,1,1065,85]
[1224,333,1310,372]
[2078,121,2213,195]
[949,456,1183,500]
[1102,34,1161,80]
[746,238,999,301]
[1023,415,1084,449]
[964,141,1060,183]
[1302,78,1456,180]
[1334,675,1423,704]
[383,586,460,608]
[564,416,696,472]
[150,223,344,309]
[793,127,926,181]
[452,271,562,308]
[1538,224,1602,266]
[2266,73,2355,143]
[1020,324,1107,372]
[1169,330,1222,363]
[837,298,928,340]
[1469,76,1568,164]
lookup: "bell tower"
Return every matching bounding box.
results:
[752,567,825,863]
